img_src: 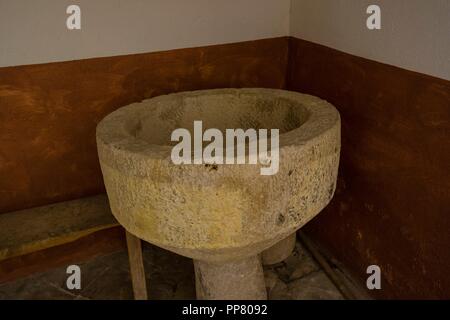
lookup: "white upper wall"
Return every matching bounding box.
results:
[290,0,450,81]
[0,0,290,67]
[1,0,449,81]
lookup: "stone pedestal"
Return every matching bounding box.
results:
[262,233,296,265]
[194,256,267,300]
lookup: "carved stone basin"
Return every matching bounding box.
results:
[96,88,340,299]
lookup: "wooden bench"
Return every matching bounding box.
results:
[0,194,148,299]
[0,195,118,261]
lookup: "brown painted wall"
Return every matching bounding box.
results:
[0,37,289,213]
[288,38,450,299]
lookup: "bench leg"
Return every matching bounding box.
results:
[126,231,148,300]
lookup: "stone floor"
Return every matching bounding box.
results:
[0,241,349,300]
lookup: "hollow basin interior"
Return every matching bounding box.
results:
[125,91,311,147]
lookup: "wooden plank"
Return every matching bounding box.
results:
[126,231,148,300]
[0,194,118,261]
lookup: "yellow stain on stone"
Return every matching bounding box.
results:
[101,163,245,249]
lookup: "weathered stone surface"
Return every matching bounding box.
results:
[288,271,344,300]
[264,240,319,283]
[262,233,296,265]
[264,269,279,291]
[285,240,320,281]
[195,255,266,300]
[0,275,75,300]
[264,269,291,300]
[96,88,341,299]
